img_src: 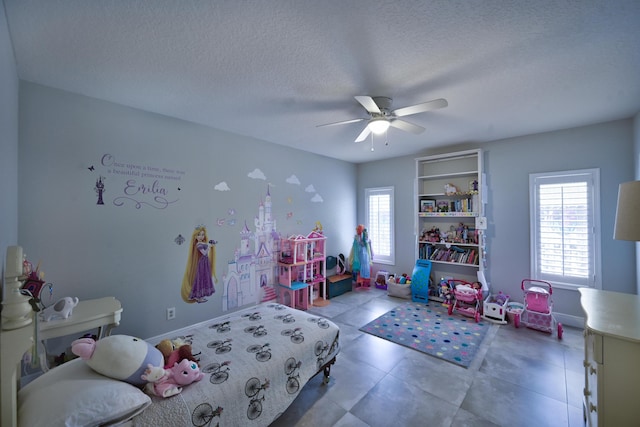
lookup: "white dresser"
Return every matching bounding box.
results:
[579,288,640,426]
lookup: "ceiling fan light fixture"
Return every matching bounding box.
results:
[369,118,390,134]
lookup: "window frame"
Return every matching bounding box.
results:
[365,186,395,265]
[529,168,601,290]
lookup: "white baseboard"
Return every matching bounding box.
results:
[555,312,584,329]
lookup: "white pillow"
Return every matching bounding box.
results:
[18,358,151,427]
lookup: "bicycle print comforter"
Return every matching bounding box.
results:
[134,302,340,427]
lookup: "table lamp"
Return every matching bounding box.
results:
[614,181,640,241]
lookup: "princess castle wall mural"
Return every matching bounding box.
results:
[222,187,280,311]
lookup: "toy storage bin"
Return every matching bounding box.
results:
[482,293,509,324]
[506,302,524,323]
[327,274,352,298]
[387,280,412,299]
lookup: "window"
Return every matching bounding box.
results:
[529,169,601,290]
[365,186,395,265]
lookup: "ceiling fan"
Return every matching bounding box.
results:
[317,96,448,142]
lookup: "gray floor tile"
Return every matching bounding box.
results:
[351,374,458,427]
[270,287,583,427]
[461,371,569,427]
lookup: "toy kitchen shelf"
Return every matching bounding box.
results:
[415,149,488,292]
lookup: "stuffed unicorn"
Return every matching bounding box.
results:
[72,334,164,387]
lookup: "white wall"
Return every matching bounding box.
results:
[358,119,636,325]
[17,82,357,338]
[0,0,19,276]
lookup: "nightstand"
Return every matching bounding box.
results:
[38,297,122,370]
[579,288,640,426]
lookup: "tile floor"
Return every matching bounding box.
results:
[270,287,585,427]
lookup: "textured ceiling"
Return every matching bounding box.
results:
[4,0,640,163]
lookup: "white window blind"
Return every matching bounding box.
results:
[365,187,394,265]
[530,169,600,289]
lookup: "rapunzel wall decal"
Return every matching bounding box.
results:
[181,225,217,304]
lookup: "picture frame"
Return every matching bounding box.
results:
[436,200,449,212]
[420,199,435,213]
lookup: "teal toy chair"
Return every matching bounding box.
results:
[411,259,432,303]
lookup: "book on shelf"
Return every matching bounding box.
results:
[425,246,478,265]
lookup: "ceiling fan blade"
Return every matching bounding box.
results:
[316,118,365,128]
[355,125,372,143]
[354,96,381,114]
[392,98,448,117]
[389,119,425,134]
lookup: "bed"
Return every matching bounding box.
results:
[1,300,340,427]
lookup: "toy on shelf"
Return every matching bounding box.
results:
[40,297,80,322]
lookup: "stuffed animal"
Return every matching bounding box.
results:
[142,358,204,397]
[155,338,199,368]
[71,335,164,387]
[41,297,79,321]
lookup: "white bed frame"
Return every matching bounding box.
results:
[0,320,33,427]
[1,246,36,427]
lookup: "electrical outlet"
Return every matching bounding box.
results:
[166,307,176,320]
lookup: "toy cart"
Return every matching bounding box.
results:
[447,279,483,323]
[515,279,563,339]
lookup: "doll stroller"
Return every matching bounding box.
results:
[514,279,563,339]
[447,279,483,323]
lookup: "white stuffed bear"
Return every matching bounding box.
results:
[41,297,79,321]
[72,335,164,387]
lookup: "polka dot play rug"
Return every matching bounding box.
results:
[359,301,489,368]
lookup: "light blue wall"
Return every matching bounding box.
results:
[0,0,19,269]
[3,1,639,334]
[17,83,357,338]
[359,120,636,325]
[634,113,640,292]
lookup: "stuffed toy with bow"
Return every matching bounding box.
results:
[155,338,199,368]
[141,358,204,397]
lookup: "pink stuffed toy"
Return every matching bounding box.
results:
[141,359,204,398]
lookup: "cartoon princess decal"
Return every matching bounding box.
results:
[181,225,217,303]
